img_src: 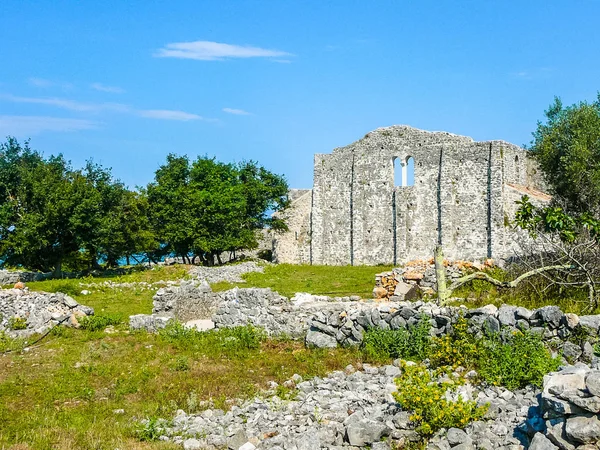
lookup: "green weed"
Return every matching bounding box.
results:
[393,363,488,436]
[79,313,123,331]
[362,317,431,362]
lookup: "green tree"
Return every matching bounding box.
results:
[529,94,600,214]
[147,154,289,265]
[0,140,80,275]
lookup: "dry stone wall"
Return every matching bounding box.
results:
[275,125,550,266]
[0,270,51,285]
[0,288,94,337]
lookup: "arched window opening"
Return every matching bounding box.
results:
[393,157,402,187]
[393,156,415,187]
[405,156,415,186]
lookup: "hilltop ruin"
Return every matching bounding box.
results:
[274,125,550,265]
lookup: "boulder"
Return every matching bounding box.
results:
[565,414,600,444]
[393,281,419,301]
[373,286,388,299]
[529,432,558,450]
[586,371,600,397]
[305,329,337,348]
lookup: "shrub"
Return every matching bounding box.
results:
[0,331,25,353]
[428,317,559,389]
[7,317,27,331]
[170,355,190,372]
[393,363,488,436]
[429,317,478,369]
[477,330,560,389]
[362,316,431,362]
[78,314,123,331]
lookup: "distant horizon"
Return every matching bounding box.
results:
[1,0,598,190]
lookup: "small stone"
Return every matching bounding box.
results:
[562,341,583,362]
[238,443,256,450]
[529,433,558,450]
[63,296,79,308]
[446,427,470,446]
[183,438,202,450]
[585,371,600,397]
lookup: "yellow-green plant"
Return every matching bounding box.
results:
[393,363,487,436]
[429,317,477,369]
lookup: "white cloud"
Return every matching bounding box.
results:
[0,115,98,135]
[91,83,125,94]
[1,94,209,122]
[137,109,206,121]
[222,107,251,116]
[154,40,292,61]
[27,77,73,90]
[1,94,128,113]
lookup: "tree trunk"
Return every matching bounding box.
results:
[53,260,62,279]
[126,255,130,266]
[435,245,450,303]
[216,252,223,265]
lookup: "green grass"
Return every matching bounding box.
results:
[449,267,598,315]
[212,263,393,298]
[19,265,191,317]
[0,325,361,449]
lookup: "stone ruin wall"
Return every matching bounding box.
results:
[275,126,548,265]
[271,189,312,264]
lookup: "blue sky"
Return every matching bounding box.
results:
[1,0,599,189]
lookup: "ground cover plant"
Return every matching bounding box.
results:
[211,263,394,298]
[362,317,560,389]
[0,324,361,449]
[15,265,191,317]
[393,363,488,436]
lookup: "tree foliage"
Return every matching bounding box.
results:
[0,138,289,272]
[511,94,600,308]
[147,154,289,265]
[528,94,600,214]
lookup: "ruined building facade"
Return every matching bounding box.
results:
[273,126,550,266]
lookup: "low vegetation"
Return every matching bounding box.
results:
[362,317,560,389]
[212,263,394,298]
[0,324,361,449]
[393,363,488,436]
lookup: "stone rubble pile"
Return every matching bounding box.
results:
[536,364,600,449]
[306,301,600,363]
[0,269,51,286]
[374,259,494,300]
[0,288,94,337]
[188,262,266,284]
[157,362,552,450]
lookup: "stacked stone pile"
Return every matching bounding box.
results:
[131,281,600,365]
[0,288,94,337]
[306,301,600,362]
[535,364,600,448]
[157,362,549,450]
[0,269,50,286]
[374,259,483,300]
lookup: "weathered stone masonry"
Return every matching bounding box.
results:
[274,125,548,265]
